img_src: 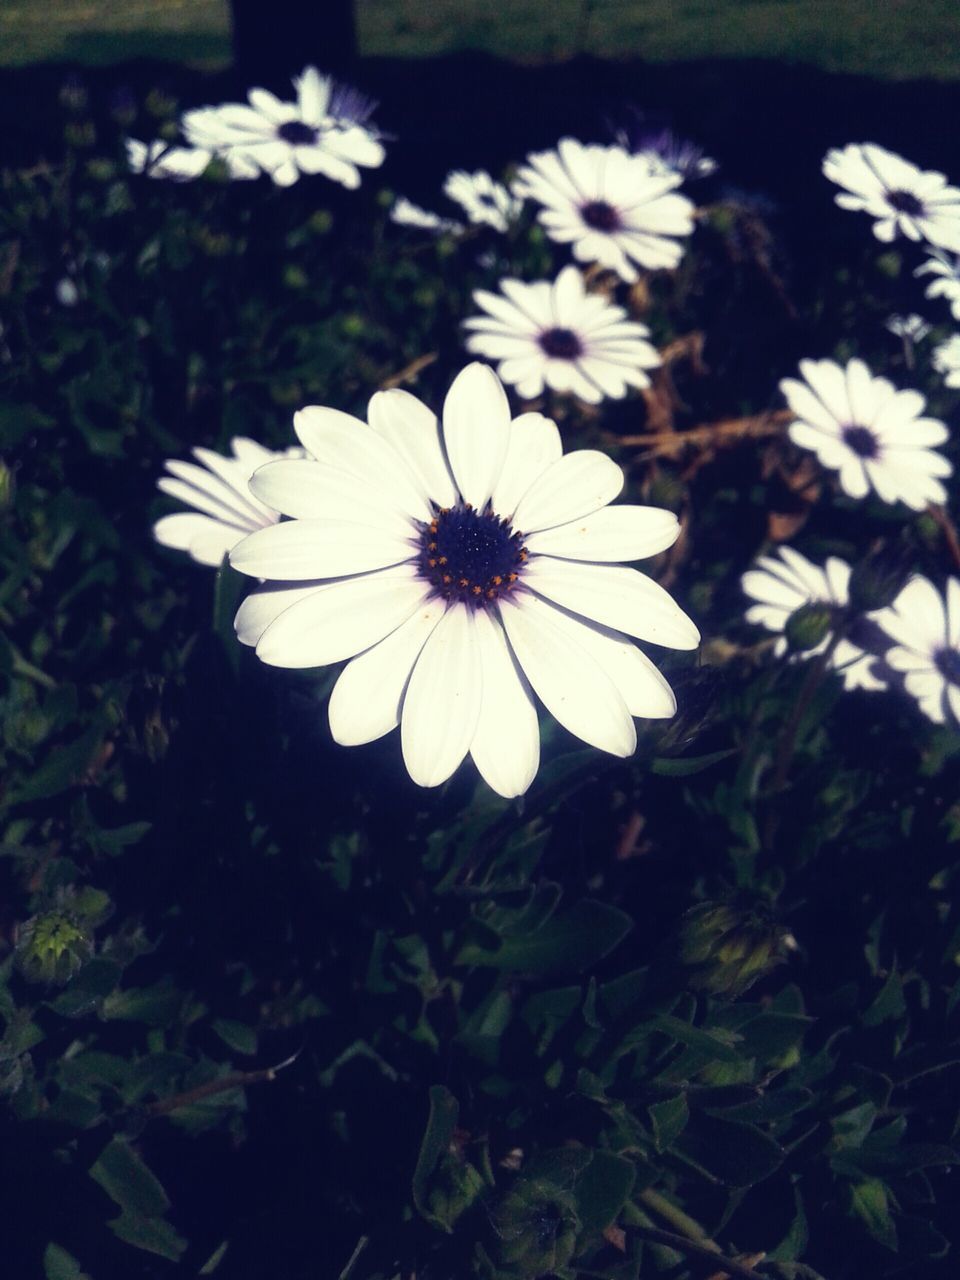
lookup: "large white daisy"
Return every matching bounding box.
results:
[126,138,214,182]
[154,437,295,567]
[780,358,951,510]
[464,264,661,403]
[879,575,960,724]
[228,364,698,797]
[822,143,960,251]
[742,546,885,692]
[916,252,960,321]
[442,169,522,233]
[181,66,384,189]
[513,138,695,281]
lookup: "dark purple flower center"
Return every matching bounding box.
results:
[539,327,583,359]
[842,425,880,459]
[935,646,960,686]
[277,120,318,146]
[886,189,925,217]
[418,504,527,608]
[581,199,622,231]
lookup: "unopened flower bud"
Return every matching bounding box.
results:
[848,543,913,612]
[16,911,94,986]
[492,1180,580,1276]
[677,901,789,998]
[784,602,833,652]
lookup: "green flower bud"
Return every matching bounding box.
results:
[492,1179,580,1276]
[16,911,94,986]
[784,602,833,652]
[677,902,789,998]
[848,544,913,612]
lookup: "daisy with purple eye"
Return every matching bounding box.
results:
[463,265,661,403]
[442,169,522,233]
[880,575,960,724]
[513,138,695,281]
[780,358,951,510]
[153,438,299,567]
[823,143,960,252]
[228,364,697,797]
[181,66,384,189]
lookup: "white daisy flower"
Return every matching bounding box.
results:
[822,143,960,252]
[513,138,695,282]
[464,264,661,404]
[181,66,384,189]
[442,169,522,233]
[125,137,214,181]
[879,575,960,724]
[154,437,297,567]
[884,313,931,343]
[228,364,698,797]
[932,334,960,388]
[916,251,960,320]
[781,357,951,510]
[390,196,463,233]
[742,546,885,692]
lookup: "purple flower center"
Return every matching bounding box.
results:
[842,425,880,459]
[539,327,583,359]
[887,189,925,217]
[277,120,318,146]
[935,646,960,686]
[418,504,527,608]
[581,200,622,231]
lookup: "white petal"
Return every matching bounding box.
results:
[401,604,483,787]
[498,593,636,756]
[512,451,624,534]
[234,581,327,647]
[257,566,429,668]
[491,412,563,519]
[249,459,415,537]
[329,599,447,745]
[525,504,679,562]
[442,363,512,509]
[367,388,459,508]
[469,609,540,797]
[229,518,414,580]
[524,559,700,649]
[153,512,239,566]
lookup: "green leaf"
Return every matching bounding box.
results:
[455,900,632,975]
[212,1018,258,1056]
[649,1013,744,1064]
[651,749,737,777]
[573,1150,635,1235]
[199,1241,230,1274]
[862,970,907,1027]
[412,1085,459,1232]
[43,1244,91,1280]
[847,1179,897,1251]
[90,1139,171,1218]
[677,1115,784,1187]
[108,1211,187,1262]
[649,1094,689,1152]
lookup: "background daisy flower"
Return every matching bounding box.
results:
[781,357,951,509]
[513,137,695,281]
[916,251,960,320]
[153,437,294,567]
[390,196,462,233]
[229,364,697,797]
[182,66,385,189]
[880,575,960,723]
[932,334,960,387]
[464,264,661,403]
[823,142,960,251]
[742,546,885,691]
[442,169,521,233]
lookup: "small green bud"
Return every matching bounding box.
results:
[677,901,789,998]
[492,1179,580,1276]
[784,602,833,652]
[16,911,94,986]
[283,264,309,291]
[848,544,913,612]
[308,210,334,235]
[145,88,178,119]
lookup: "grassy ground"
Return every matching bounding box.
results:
[0,0,959,79]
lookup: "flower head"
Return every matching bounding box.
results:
[780,357,951,510]
[823,143,960,251]
[884,313,931,343]
[464,265,660,403]
[442,169,522,233]
[125,137,214,181]
[741,546,886,691]
[182,66,384,189]
[513,138,695,281]
[880,575,960,724]
[611,112,717,182]
[916,251,960,320]
[229,364,698,796]
[932,334,960,388]
[154,437,297,567]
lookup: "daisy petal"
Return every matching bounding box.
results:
[229,518,415,580]
[491,413,563,519]
[367,388,459,508]
[469,608,540,798]
[525,504,679,562]
[250,459,416,536]
[401,604,483,787]
[234,581,327,647]
[442,363,512,508]
[512,451,624,534]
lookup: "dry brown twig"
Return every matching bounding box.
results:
[611,408,792,458]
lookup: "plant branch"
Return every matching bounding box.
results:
[603,1221,766,1279]
[146,1050,299,1116]
[928,503,960,572]
[610,409,792,456]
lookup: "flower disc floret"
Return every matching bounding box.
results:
[418,504,528,606]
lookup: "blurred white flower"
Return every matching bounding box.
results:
[781,357,951,510]
[125,137,214,181]
[154,438,297,567]
[880,575,960,724]
[741,546,886,691]
[823,143,960,251]
[884,313,931,342]
[443,169,521,233]
[513,138,695,281]
[229,364,697,797]
[390,196,462,233]
[916,251,960,320]
[182,66,384,189]
[464,264,660,403]
[932,334,960,387]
